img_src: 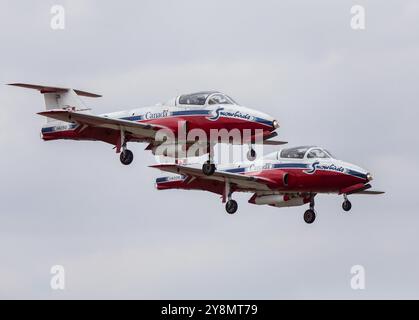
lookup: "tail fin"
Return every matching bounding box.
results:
[8,83,101,119]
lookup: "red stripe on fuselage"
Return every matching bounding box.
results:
[252,168,367,193]
[141,115,272,132]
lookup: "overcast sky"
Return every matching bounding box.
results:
[0,0,418,299]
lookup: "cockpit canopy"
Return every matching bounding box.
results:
[177,91,238,106]
[264,146,335,160]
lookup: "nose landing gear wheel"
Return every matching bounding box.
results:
[303,209,316,224]
[247,149,257,161]
[225,200,238,214]
[120,149,134,165]
[202,161,216,176]
[342,200,352,212]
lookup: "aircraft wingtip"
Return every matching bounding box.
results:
[149,164,162,168]
[149,164,178,169]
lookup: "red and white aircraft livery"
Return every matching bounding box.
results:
[9,83,284,175]
[152,146,384,224]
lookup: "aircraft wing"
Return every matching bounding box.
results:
[257,131,287,145]
[150,164,275,191]
[38,109,164,139]
[353,190,385,195]
[340,183,385,195]
[262,140,288,145]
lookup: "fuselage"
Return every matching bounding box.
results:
[156,146,371,195]
[41,91,278,144]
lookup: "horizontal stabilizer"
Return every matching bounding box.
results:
[8,83,102,98]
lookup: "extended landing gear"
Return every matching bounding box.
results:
[304,209,316,224]
[226,199,238,214]
[303,195,316,224]
[120,149,134,165]
[247,147,257,161]
[342,194,352,212]
[224,180,238,214]
[118,128,134,165]
[202,143,216,176]
[202,161,216,176]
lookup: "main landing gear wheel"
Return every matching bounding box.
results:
[120,149,134,165]
[304,209,316,224]
[342,200,352,212]
[247,148,257,161]
[202,161,216,176]
[225,199,238,214]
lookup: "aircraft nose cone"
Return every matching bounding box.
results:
[366,172,373,181]
[238,106,277,128]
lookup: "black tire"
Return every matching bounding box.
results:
[247,149,257,161]
[225,200,238,214]
[342,200,352,212]
[202,162,216,176]
[303,209,316,224]
[120,149,134,165]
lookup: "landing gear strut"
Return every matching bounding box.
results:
[118,129,134,165]
[303,195,316,224]
[224,180,238,214]
[342,194,352,212]
[202,143,216,176]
